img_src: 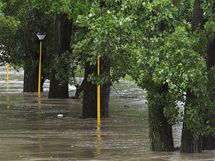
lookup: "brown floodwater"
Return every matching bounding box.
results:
[0,67,214,161]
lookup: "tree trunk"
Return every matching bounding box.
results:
[48,15,72,99]
[82,57,111,118]
[148,84,174,152]
[203,38,215,150]
[23,60,45,92]
[202,135,215,150]
[181,0,204,153]
[207,38,215,69]
[82,63,97,118]
[48,69,69,98]
[181,92,202,153]
[100,57,111,117]
[23,63,38,92]
[203,2,215,151]
[181,126,202,153]
[181,90,203,153]
[192,0,203,32]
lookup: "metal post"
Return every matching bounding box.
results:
[38,41,42,97]
[97,55,101,129]
[6,63,9,82]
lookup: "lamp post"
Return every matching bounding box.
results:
[36,33,46,97]
[6,63,9,82]
[97,55,101,130]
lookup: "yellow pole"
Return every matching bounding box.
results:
[38,41,42,97]
[97,55,101,129]
[6,63,9,82]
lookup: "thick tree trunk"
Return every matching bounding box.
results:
[181,0,204,153]
[23,61,44,92]
[148,84,174,152]
[207,38,215,68]
[100,57,111,117]
[82,57,111,118]
[203,2,215,151]
[48,15,72,99]
[192,0,203,32]
[48,69,69,98]
[181,90,203,153]
[202,135,215,150]
[181,92,202,153]
[203,39,215,150]
[82,63,97,118]
[181,126,202,153]
[23,63,38,92]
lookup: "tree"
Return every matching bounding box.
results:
[74,1,130,118]
[1,0,54,92]
[48,14,72,98]
[0,1,20,64]
[118,0,209,152]
[47,0,91,98]
[202,1,215,150]
[180,0,204,153]
[81,56,111,118]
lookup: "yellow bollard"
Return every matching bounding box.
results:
[97,55,101,130]
[38,41,42,97]
[6,63,9,82]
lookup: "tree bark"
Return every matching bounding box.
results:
[82,63,97,118]
[48,15,72,99]
[181,0,204,153]
[148,84,174,152]
[207,38,215,69]
[181,126,202,153]
[192,0,203,32]
[203,38,215,150]
[203,2,215,151]
[23,63,38,92]
[49,69,69,98]
[82,57,111,118]
[181,91,202,153]
[23,56,45,92]
[181,94,203,152]
[202,135,215,150]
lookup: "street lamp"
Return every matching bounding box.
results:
[36,32,46,97]
[97,55,101,130]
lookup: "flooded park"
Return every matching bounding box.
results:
[0,66,214,161]
[1,0,215,160]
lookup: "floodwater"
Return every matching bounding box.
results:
[0,66,214,161]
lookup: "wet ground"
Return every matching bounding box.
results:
[0,66,214,161]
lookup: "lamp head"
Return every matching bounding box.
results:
[36,32,46,41]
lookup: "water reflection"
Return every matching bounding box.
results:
[95,128,102,156]
[6,95,10,109]
[0,67,214,161]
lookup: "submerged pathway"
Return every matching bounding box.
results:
[0,66,214,161]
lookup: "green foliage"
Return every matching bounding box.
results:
[1,0,214,136]
[0,1,19,63]
[73,0,213,135]
[74,1,134,81]
[0,0,91,84]
[49,0,91,19]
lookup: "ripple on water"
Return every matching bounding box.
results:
[0,68,214,161]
